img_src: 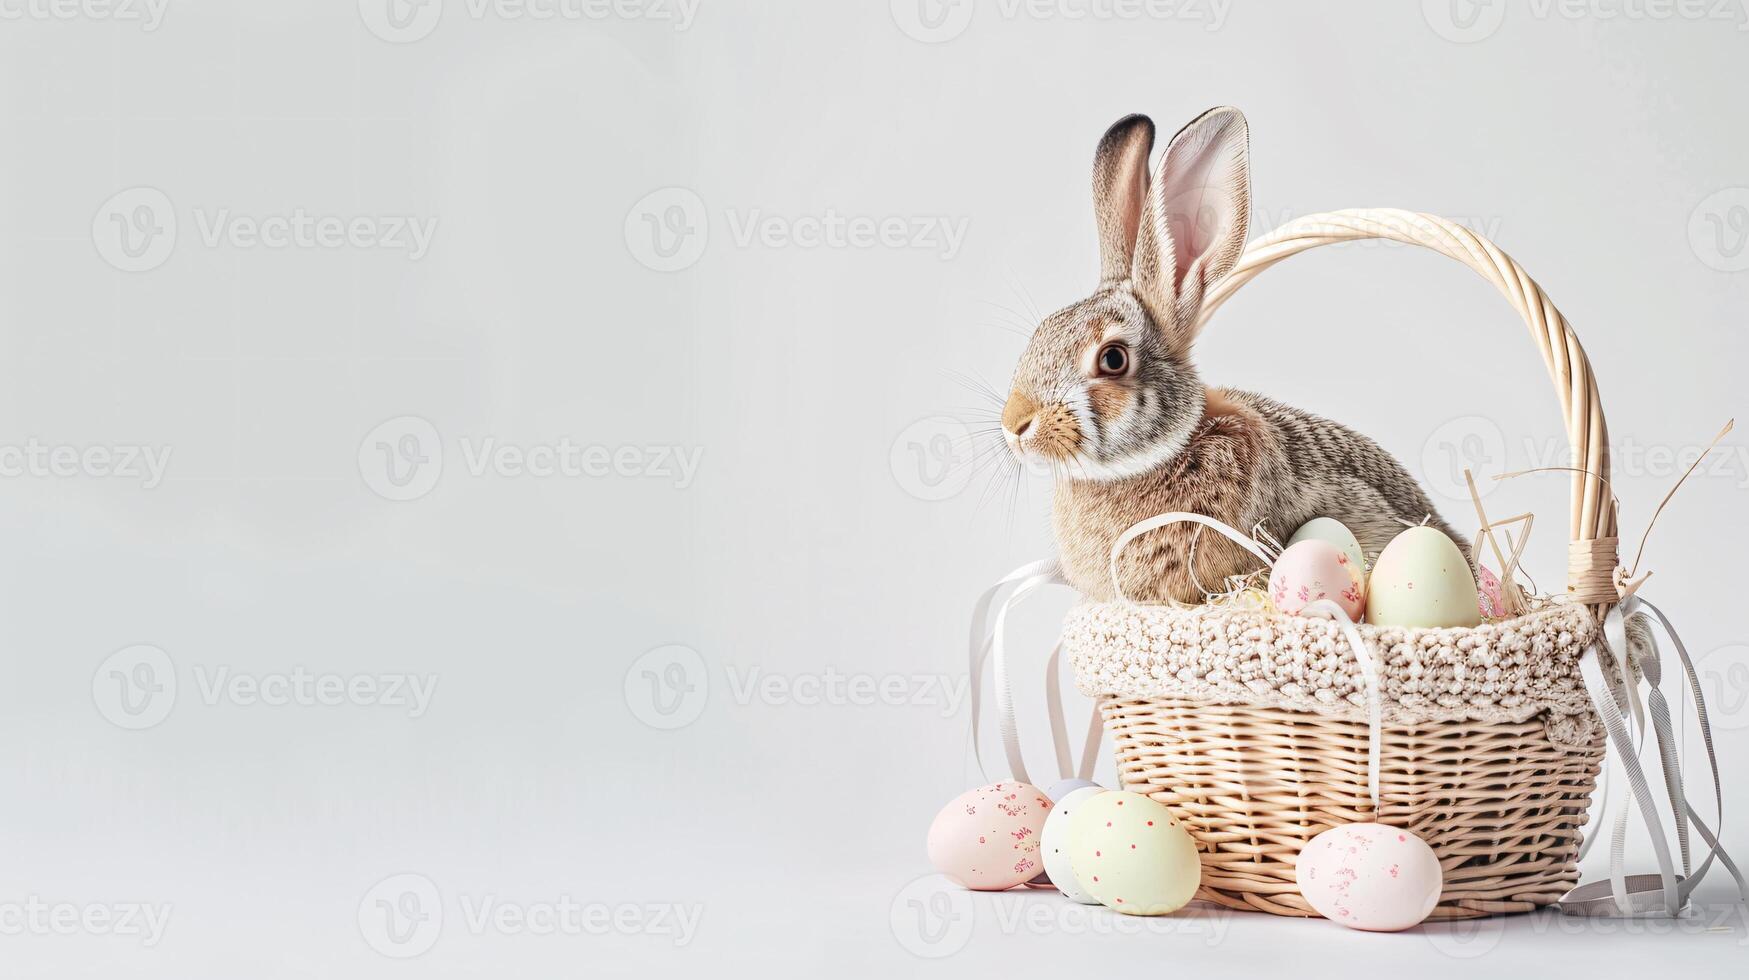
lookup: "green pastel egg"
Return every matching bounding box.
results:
[1067,791,1200,916]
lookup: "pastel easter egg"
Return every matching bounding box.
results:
[1067,791,1200,916]
[1269,539,1365,620]
[1025,779,1105,887]
[1288,517,1368,572]
[1365,526,1481,628]
[1041,786,1106,903]
[926,781,1052,890]
[1295,823,1443,931]
[1477,564,1504,619]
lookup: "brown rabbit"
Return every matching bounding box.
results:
[1002,107,1463,603]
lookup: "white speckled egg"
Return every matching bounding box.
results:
[1041,787,1106,903]
[1025,779,1104,888]
[1067,791,1201,915]
[926,782,1051,890]
[1270,539,1365,620]
[1295,822,1443,931]
[1288,517,1368,572]
[1365,526,1481,628]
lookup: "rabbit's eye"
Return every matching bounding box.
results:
[1096,343,1129,377]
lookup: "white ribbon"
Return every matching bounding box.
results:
[1558,594,1749,917]
[968,559,1103,787]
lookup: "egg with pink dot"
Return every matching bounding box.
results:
[926,781,1053,890]
[1477,564,1506,618]
[1024,779,1104,887]
[1294,822,1443,931]
[1269,538,1365,620]
[1041,786,1106,903]
[1066,790,1200,915]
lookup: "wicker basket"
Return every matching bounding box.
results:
[1066,209,1619,920]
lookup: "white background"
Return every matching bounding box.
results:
[2,1,1748,976]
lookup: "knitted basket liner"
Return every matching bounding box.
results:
[1066,600,1600,747]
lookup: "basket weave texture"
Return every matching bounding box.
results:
[1076,209,1617,919]
[1069,602,1605,918]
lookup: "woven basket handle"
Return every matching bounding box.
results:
[1194,208,1618,621]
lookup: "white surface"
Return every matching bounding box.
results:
[2,2,1748,976]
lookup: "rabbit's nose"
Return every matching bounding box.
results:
[1002,392,1038,439]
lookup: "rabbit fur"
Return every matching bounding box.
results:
[1001,107,1464,603]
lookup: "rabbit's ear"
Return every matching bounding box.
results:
[1092,114,1156,283]
[1132,107,1250,348]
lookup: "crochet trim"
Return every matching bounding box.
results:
[1066,601,1601,747]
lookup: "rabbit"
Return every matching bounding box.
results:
[1000,107,1465,604]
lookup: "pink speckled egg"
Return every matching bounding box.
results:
[927,782,1052,890]
[1477,564,1505,619]
[1269,539,1365,620]
[1295,823,1442,931]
